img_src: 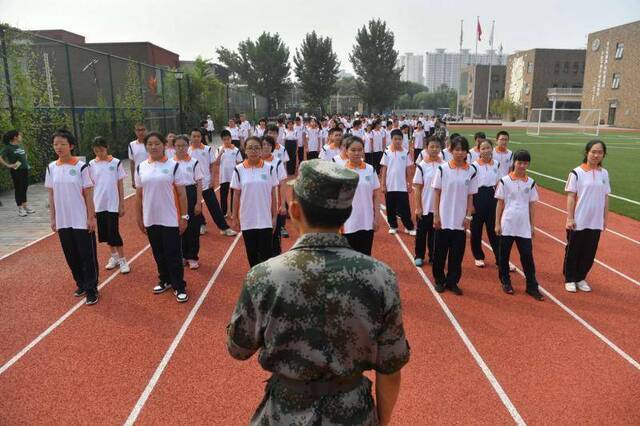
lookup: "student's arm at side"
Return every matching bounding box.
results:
[495,199,504,235]
[603,195,609,230]
[464,194,473,230]
[271,187,278,229]
[135,187,146,234]
[195,179,203,215]
[376,370,402,426]
[414,183,423,217]
[278,181,287,215]
[118,179,125,217]
[380,167,387,194]
[372,188,381,232]
[529,201,535,239]
[566,192,577,230]
[433,189,441,229]
[48,188,56,232]
[176,185,188,235]
[231,190,241,230]
[83,187,97,233]
[129,161,136,189]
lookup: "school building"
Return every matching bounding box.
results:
[460,64,506,119]
[581,20,640,128]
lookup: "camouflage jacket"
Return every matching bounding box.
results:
[227,232,410,425]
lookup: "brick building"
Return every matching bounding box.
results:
[460,64,506,119]
[504,49,585,120]
[581,20,640,128]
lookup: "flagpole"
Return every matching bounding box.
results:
[485,20,495,123]
[456,19,463,118]
[472,16,479,122]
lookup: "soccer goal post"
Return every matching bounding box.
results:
[526,108,601,136]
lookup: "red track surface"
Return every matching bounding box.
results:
[0,187,638,425]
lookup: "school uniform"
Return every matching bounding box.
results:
[165,147,176,160]
[216,144,243,216]
[332,152,349,167]
[363,131,374,166]
[431,161,478,290]
[402,133,410,151]
[253,126,267,138]
[306,127,321,160]
[226,126,241,149]
[175,155,204,262]
[413,158,443,263]
[189,144,231,232]
[414,149,444,165]
[469,147,481,163]
[370,129,386,174]
[230,160,278,267]
[319,144,341,162]
[380,146,414,231]
[273,143,290,165]
[412,130,426,162]
[45,158,99,296]
[343,162,380,255]
[295,125,306,163]
[470,158,501,263]
[284,129,298,175]
[442,149,472,163]
[563,165,611,284]
[495,173,539,291]
[128,140,147,168]
[264,156,287,256]
[493,147,513,178]
[89,156,125,247]
[135,157,188,294]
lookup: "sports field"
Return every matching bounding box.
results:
[450,126,640,220]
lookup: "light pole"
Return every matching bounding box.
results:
[175,70,184,133]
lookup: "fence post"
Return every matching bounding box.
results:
[160,69,167,134]
[226,84,230,121]
[0,27,16,125]
[106,54,117,141]
[64,43,79,144]
[137,62,144,121]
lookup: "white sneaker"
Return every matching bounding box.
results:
[406,229,417,236]
[565,282,577,293]
[24,206,36,214]
[200,224,207,235]
[576,280,592,292]
[118,258,130,274]
[187,259,199,270]
[509,262,517,272]
[221,228,238,237]
[18,207,27,217]
[474,259,485,267]
[388,228,398,235]
[105,256,119,270]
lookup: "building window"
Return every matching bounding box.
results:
[524,83,530,95]
[611,73,621,89]
[563,61,570,73]
[491,74,499,82]
[573,62,579,74]
[552,83,558,88]
[527,62,533,73]
[615,42,624,59]
[554,62,560,73]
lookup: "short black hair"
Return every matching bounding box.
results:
[51,128,77,147]
[190,127,202,135]
[267,124,279,134]
[582,139,607,165]
[496,130,510,139]
[353,119,361,127]
[144,131,167,145]
[220,129,231,139]
[425,135,439,146]
[262,135,276,152]
[258,118,267,124]
[329,127,342,136]
[175,135,190,145]
[512,149,531,163]
[92,136,108,148]
[479,138,494,148]
[474,131,486,140]
[344,135,364,150]
[449,136,470,153]
[390,129,403,139]
[2,130,19,145]
[294,191,352,228]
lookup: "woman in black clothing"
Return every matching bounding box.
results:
[0,130,35,217]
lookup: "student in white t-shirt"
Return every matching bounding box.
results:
[230,136,278,267]
[226,119,242,150]
[413,136,443,266]
[305,118,321,160]
[431,136,478,295]
[128,122,147,189]
[495,149,544,301]
[470,139,501,268]
[363,123,374,166]
[174,135,204,270]
[253,118,267,138]
[493,130,513,179]
[46,129,99,305]
[165,132,176,160]
[261,135,288,256]
[294,116,306,164]
[563,140,610,293]
[283,120,299,176]
[370,120,386,174]
[89,137,129,274]
[380,129,415,236]
[341,136,380,255]
[135,131,190,303]
[411,121,426,163]
[215,129,243,217]
[332,137,349,167]
[469,131,485,163]
[319,127,343,161]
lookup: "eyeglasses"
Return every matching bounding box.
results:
[245,146,262,151]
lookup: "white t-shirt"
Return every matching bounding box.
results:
[306,127,320,152]
[135,158,188,228]
[371,129,386,152]
[277,126,286,146]
[363,131,372,154]
[469,147,481,163]
[89,156,126,213]
[495,174,539,238]
[226,126,241,141]
[175,156,204,186]
[188,144,216,189]
[442,149,472,163]
[351,127,365,140]
[380,147,412,192]
[230,160,278,231]
[402,133,410,151]
[273,144,289,163]
[264,157,287,183]
[284,129,297,143]
[216,145,242,183]
[128,140,147,167]
[295,125,306,147]
[413,130,426,150]
[207,119,214,131]
[45,158,93,230]
[473,159,501,188]
[431,161,479,230]
[319,144,341,161]
[253,126,266,138]
[565,165,611,231]
[343,162,380,234]
[332,152,349,167]
[415,149,444,165]
[493,147,513,178]
[413,159,443,214]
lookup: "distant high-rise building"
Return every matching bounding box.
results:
[425,48,506,91]
[397,52,424,85]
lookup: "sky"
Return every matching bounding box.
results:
[2,0,639,76]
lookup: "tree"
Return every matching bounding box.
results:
[396,94,413,109]
[293,31,340,114]
[335,76,358,95]
[412,91,431,109]
[217,32,291,115]
[398,81,428,98]
[349,19,402,112]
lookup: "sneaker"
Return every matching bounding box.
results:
[565,282,577,293]
[118,258,130,274]
[281,228,289,238]
[187,259,199,270]
[74,288,86,297]
[414,258,424,267]
[18,207,27,217]
[448,284,463,296]
[105,256,119,270]
[526,289,545,301]
[200,224,207,235]
[502,283,514,294]
[152,282,171,294]
[576,280,592,292]
[388,228,398,235]
[406,229,417,236]
[474,259,485,268]
[24,206,36,214]
[434,282,446,293]
[221,228,238,237]
[85,291,99,305]
[174,290,189,303]
[509,263,517,272]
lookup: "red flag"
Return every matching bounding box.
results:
[477,19,482,41]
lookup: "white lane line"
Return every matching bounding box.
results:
[536,199,640,245]
[533,226,640,288]
[124,233,241,426]
[0,243,151,375]
[473,234,640,371]
[380,210,526,426]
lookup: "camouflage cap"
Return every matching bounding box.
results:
[288,159,359,210]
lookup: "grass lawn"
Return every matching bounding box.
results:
[449,126,640,220]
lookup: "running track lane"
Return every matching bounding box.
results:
[129,222,514,425]
[0,223,236,424]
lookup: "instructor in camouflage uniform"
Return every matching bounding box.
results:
[227,159,410,425]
